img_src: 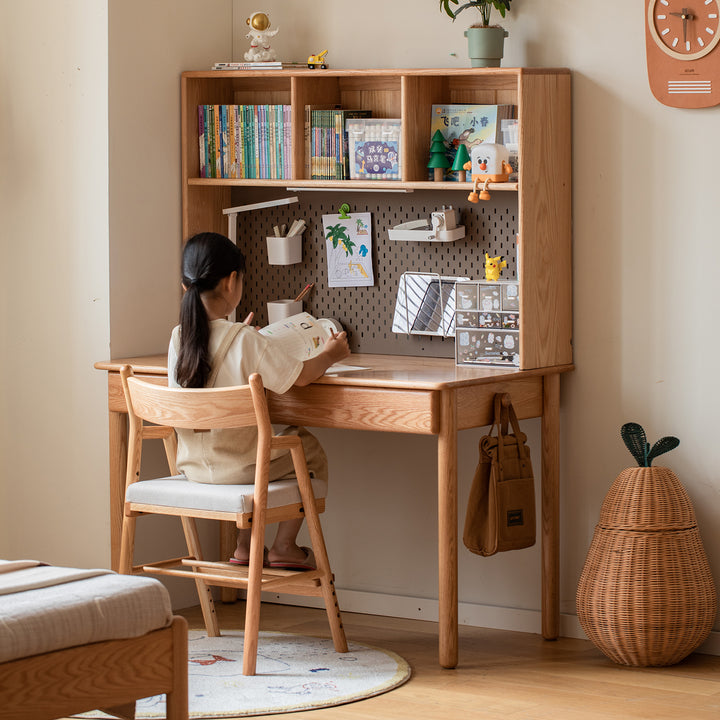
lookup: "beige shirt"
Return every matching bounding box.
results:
[168,319,303,484]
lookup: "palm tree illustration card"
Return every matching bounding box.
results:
[322,212,374,287]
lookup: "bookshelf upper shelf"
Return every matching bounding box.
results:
[186,178,519,192]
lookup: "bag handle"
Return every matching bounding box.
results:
[491,393,529,477]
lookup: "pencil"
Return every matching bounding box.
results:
[293,282,315,303]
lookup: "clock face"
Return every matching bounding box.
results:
[646,0,720,107]
[648,0,720,59]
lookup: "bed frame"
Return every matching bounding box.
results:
[0,615,188,720]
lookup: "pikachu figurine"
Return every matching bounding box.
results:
[484,253,507,282]
[464,143,514,203]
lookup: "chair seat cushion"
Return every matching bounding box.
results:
[0,562,172,663]
[126,475,328,514]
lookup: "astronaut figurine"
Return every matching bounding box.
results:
[464,143,513,203]
[244,12,279,62]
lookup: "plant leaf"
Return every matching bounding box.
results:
[646,436,680,466]
[621,422,648,467]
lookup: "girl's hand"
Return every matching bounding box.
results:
[324,331,350,363]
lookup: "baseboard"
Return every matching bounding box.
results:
[263,588,720,657]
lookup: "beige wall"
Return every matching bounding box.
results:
[0,0,110,565]
[1,0,717,649]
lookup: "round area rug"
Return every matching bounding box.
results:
[79,630,411,718]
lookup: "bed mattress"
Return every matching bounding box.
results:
[0,560,173,663]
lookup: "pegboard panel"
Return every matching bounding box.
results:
[232,188,518,357]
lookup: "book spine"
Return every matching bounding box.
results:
[221,105,229,178]
[304,105,312,179]
[253,105,260,179]
[234,105,243,178]
[207,105,217,178]
[284,105,291,179]
[197,105,206,178]
[213,105,221,178]
[228,105,236,178]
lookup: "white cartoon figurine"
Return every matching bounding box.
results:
[464,143,513,203]
[245,12,279,62]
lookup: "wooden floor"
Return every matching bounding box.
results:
[176,602,720,720]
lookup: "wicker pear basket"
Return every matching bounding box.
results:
[577,466,717,666]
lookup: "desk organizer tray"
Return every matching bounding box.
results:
[455,280,520,366]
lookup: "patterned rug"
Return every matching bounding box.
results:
[79,630,411,718]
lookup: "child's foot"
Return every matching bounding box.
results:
[229,546,268,566]
[267,546,316,570]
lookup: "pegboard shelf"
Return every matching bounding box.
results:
[188,178,519,192]
[181,67,572,370]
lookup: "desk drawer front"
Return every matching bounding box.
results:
[456,376,543,429]
[269,385,439,434]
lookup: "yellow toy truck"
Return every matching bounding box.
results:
[307,50,329,69]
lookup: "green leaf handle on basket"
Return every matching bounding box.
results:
[621,422,679,467]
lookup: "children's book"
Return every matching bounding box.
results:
[259,313,343,360]
[429,104,515,181]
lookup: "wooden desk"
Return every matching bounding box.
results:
[95,353,572,669]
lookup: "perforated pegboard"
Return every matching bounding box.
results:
[233,188,518,357]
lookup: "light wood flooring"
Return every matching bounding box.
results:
[176,601,720,720]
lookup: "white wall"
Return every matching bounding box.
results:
[0,0,111,565]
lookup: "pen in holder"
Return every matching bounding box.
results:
[266,218,306,265]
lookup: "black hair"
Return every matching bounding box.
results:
[175,232,246,388]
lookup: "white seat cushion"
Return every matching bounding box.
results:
[126,475,327,514]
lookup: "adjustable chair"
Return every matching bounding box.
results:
[118,366,347,676]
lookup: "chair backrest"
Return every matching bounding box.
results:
[120,365,275,484]
[120,365,271,432]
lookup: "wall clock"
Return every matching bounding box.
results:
[645,0,720,107]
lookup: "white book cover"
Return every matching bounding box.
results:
[259,312,343,360]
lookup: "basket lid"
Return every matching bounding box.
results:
[599,466,697,530]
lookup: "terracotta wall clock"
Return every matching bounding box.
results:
[646,0,720,107]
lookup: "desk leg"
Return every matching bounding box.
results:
[438,389,458,669]
[109,409,128,572]
[541,372,560,639]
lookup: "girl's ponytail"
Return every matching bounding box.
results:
[175,232,245,388]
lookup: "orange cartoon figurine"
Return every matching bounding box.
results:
[464,143,513,203]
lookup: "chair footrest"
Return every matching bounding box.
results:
[142,559,325,595]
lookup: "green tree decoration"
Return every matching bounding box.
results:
[621,422,680,467]
[428,129,451,181]
[451,142,471,182]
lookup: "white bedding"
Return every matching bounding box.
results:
[0,561,173,663]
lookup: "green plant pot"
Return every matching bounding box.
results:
[464,26,509,68]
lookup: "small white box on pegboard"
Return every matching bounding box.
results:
[346,118,401,180]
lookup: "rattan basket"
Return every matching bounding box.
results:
[577,466,717,666]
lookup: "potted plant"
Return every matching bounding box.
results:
[439,0,512,68]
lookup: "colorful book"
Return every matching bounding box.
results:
[429,104,515,181]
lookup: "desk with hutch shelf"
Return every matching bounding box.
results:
[96,66,572,669]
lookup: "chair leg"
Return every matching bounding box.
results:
[292,448,348,654]
[181,516,219,637]
[118,515,137,575]
[242,498,270,676]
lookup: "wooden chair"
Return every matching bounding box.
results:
[119,366,347,676]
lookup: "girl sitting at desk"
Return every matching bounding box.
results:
[168,232,349,569]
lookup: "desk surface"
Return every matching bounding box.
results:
[95,352,573,389]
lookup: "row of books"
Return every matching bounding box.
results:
[197,104,292,179]
[304,106,372,180]
[196,102,518,181]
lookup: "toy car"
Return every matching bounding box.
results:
[307,50,328,69]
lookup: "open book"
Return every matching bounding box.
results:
[259,312,343,360]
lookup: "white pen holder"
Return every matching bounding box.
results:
[266,234,302,265]
[267,299,303,324]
